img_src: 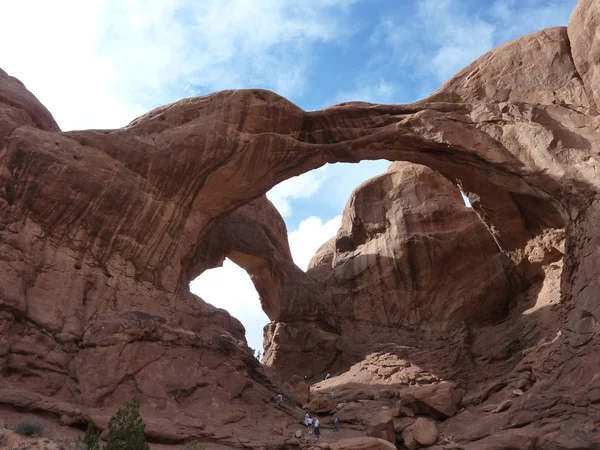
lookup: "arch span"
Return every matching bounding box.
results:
[2,6,600,445]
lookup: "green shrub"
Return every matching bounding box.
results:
[14,419,44,437]
[77,421,101,450]
[104,397,149,450]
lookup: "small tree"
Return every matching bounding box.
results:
[77,420,101,450]
[104,398,149,450]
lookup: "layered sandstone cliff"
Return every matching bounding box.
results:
[1,0,600,448]
[263,160,551,385]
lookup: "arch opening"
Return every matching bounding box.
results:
[161,89,574,395]
[190,257,268,357]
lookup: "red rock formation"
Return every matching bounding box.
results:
[319,161,517,328]
[1,0,600,447]
[265,161,536,383]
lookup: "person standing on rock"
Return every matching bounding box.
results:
[307,415,313,435]
[276,393,283,406]
[304,411,310,427]
[333,416,339,432]
[314,417,321,438]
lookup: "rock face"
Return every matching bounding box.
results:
[367,411,396,444]
[398,382,463,419]
[328,437,397,450]
[1,1,600,448]
[266,160,534,383]
[401,418,439,449]
[316,161,516,329]
[0,72,304,446]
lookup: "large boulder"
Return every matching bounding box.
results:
[307,392,338,414]
[401,418,439,449]
[282,375,311,406]
[398,382,464,419]
[367,410,396,444]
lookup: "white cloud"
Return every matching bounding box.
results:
[418,0,577,82]
[267,166,328,216]
[317,161,392,211]
[1,0,361,131]
[400,0,496,83]
[489,0,578,43]
[0,1,144,131]
[363,0,577,100]
[289,215,342,270]
[333,79,399,105]
[190,259,267,354]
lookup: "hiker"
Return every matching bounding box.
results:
[333,416,339,432]
[306,415,313,435]
[304,411,310,427]
[276,393,283,406]
[330,390,335,400]
[257,350,261,360]
[314,417,321,438]
[325,373,331,380]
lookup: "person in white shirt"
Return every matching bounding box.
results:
[314,418,321,438]
[304,411,310,427]
[307,416,313,435]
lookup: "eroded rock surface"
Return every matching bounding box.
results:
[316,161,516,329]
[1,1,600,448]
[266,160,540,385]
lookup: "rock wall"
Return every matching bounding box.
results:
[263,160,550,383]
[1,0,600,447]
[315,161,517,329]
[0,71,303,447]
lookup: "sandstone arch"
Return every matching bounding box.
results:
[186,194,330,325]
[1,1,600,446]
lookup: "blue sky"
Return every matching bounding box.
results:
[2,0,579,353]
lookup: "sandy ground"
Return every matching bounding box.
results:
[0,405,369,449]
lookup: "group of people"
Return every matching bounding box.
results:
[304,411,321,438]
[304,411,340,438]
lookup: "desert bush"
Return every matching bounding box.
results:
[14,419,45,437]
[76,421,101,450]
[104,397,149,450]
